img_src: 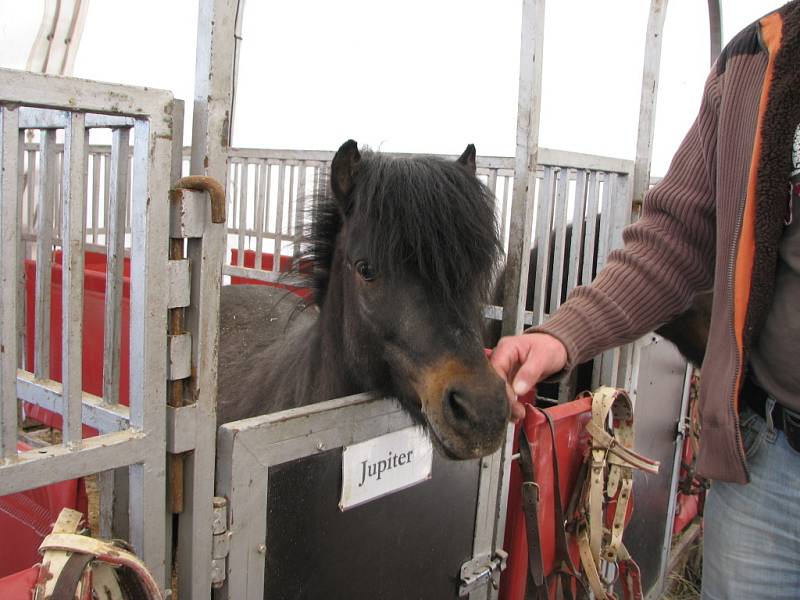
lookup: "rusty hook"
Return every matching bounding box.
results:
[173,175,226,223]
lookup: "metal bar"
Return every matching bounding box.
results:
[222,264,306,287]
[97,470,115,538]
[34,129,57,379]
[225,146,632,176]
[25,148,36,237]
[566,169,588,293]
[294,164,306,257]
[19,107,137,130]
[16,130,27,371]
[102,151,111,244]
[102,127,130,405]
[1,69,172,121]
[128,115,170,587]
[707,0,722,66]
[549,168,569,312]
[61,110,87,446]
[184,1,238,594]
[273,161,286,271]
[632,0,668,212]
[91,151,101,244]
[532,166,554,325]
[0,430,148,497]
[582,171,600,285]
[237,162,247,265]
[254,160,266,270]
[596,174,614,273]
[1,106,20,460]
[16,370,129,432]
[502,0,544,338]
[500,175,511,250]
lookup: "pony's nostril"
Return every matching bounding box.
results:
[445,388,477,427]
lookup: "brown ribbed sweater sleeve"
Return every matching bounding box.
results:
[532,72,720,371]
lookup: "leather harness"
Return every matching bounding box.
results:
[518,387,659,600]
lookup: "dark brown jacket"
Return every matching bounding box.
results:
[535,2,800,483]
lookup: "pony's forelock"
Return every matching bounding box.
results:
[300,150,503,313]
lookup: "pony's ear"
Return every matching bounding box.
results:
[457,144,477,175]
[331,139,361,204]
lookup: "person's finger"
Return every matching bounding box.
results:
[506,382,526,423]
[489,337,521,382]
[511,350,543,397]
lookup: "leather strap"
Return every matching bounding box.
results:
[519,426,550,600]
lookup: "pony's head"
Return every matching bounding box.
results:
[308,139,509,459]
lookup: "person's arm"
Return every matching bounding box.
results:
[494,69,721,403]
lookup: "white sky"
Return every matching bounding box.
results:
[0,0,780,176]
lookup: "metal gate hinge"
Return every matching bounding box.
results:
[211,496,229,588]
[459,549,508,596]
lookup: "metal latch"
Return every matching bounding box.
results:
[459,549,508,596]
[211,496,230,588]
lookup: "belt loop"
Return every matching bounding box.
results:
[765,397,779,442]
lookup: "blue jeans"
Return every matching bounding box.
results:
[701,400,800,599]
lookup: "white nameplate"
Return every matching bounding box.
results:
[339,427,433,511]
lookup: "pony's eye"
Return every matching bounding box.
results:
[355,260,377,281]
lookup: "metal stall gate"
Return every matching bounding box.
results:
[0,68,177,588]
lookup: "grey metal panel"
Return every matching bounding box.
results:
[217,393,421,599]
[624,334,687,597]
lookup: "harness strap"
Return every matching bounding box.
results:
[579,387,659,600]
[519,426,550,600]
[33,508,162,600]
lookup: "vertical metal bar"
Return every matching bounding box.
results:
[16,130,27,371]
[707,0,722,66]
[103,150,111,244]
[61,111,87,447]
[102,128,130,405]
[98,469,115,538]
[549,168,569,312]
[273,161,286,272]
[91,151,101,244]
[1,107,20,460]
[34,130,57,380]
[582,171,600,285]
[255,161,268,270]
[531,167,554,325]
[596,174,614,273]
[26,148,36,238]
[294,164,306,258]
[237,162,247,265]
[184,1,238,594]
[54,149,63,242]
[476,3,547,600]
[566,169,588,294]
[632,0,668,214]
[252,160,264,270]
[128,115,169,587]
[500,175,511,251]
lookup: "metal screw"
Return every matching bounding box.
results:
[316,441,325,452]
[256,544,266,554]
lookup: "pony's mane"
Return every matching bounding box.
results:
[303,151,503,311]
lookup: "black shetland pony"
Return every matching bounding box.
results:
[218,140,510,460]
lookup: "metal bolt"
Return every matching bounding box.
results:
[316,441,325,452]
[256,543,267,555]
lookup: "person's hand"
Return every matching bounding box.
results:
[490,333,568,422]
